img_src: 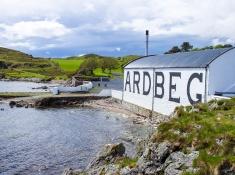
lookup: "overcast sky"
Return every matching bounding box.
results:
[0,0,235,57]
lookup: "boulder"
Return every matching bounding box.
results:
[164,162,182,175]
[137,141,171,174]
[9,101,16,107]
[15,100,29,108]
[164,151,199,175]
[88,143,125,169]
[120,167,141,175]
[138,141,171,165]
[104,164,120,175]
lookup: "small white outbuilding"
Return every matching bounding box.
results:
[122,47,235,115]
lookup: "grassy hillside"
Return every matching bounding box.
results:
[0,47,65,80]
[0,47,139,80]
[153,98,235,174]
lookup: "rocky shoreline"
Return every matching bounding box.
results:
[62,141,199,175]
[6,97,169,128]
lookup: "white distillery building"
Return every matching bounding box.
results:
[121,47,235,115]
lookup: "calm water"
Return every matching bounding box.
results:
[0,104,148,175]
[0,81,56,92]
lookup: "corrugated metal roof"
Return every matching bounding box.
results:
[125,47,234,69]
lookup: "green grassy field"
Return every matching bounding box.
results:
[53,59,84,73]
[53,58,113,77]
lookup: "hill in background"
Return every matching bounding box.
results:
[0,47,64,80]
[0,47,139,81]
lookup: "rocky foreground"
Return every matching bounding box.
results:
[63,141,198,175]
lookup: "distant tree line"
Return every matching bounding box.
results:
[165,42,233,54]
[79,57,119,76]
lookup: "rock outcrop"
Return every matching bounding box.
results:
[8,96,108,108]
[62,143,126,175]
[62,142,199,175]
[88,143,125,169]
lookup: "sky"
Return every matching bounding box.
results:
[0,0,235,58]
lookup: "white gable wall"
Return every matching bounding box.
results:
[208,48,235,96]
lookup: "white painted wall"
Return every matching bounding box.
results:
[123,69,154,110]
[208,48,235,95]
[123,68,206,115]
[152,68,206,115]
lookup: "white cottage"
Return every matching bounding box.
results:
[122,47,235,115]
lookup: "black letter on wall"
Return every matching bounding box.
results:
[187,73,203,105]
[169,72,181,103]
[133,71,140,94]
[124,71,131,92]
[143,72,151,95]
[155,72,164,98]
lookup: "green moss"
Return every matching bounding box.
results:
[115,157,138,168]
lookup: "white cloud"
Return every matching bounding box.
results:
[0,20,71,40]
[115,47,121,52]
[109,0,235,41]
[0,0,235,55]
[6,41,37,50]
[212,38,235,46]
[78,54,86,57]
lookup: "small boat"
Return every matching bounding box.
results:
[51,81,93,95]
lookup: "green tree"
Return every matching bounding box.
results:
[100,58,108,73]
[100,58,118,73]
[165,46,181,54]
[106,58,118,73]
[79,58,98,75]
[223,44,233,48]
[180,42,193,52]
[214,44,224,49]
